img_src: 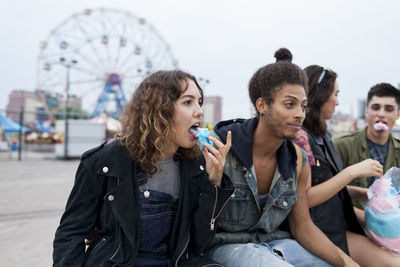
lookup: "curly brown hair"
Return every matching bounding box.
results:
[117,70,203,176]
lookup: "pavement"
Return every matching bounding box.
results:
[0,151,80,266]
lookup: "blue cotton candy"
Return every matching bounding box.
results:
[365,207,400,238]
[196,128,213,149]
[390,186,397,196]
[365,167,400,251]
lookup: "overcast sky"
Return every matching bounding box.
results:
[1,0,399,120]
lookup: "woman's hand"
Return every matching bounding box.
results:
[201,131,232,187]
[347,159,383,180]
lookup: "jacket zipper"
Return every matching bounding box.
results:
[209,184,218,230]
[90,237,106,255]
[209,184,233,230]
[109,243,120,260]
[176,184,233,264]
[198,185,233,255]
[175,234,190,267]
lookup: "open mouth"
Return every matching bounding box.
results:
[373,121,389,131]
[375,120,387,125]
[189,124,200,138]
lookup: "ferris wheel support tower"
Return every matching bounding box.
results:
[90,73,127,118]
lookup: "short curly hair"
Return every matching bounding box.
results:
[118,70,203,176]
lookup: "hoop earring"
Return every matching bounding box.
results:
[261,112,265,117]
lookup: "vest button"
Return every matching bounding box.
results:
[102,166,109,173]
[108,195,114,201]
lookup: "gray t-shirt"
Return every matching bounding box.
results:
[144,157,180,198]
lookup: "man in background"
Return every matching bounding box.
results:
[333,83,400,212]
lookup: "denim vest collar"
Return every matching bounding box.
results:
[214,117,297,180]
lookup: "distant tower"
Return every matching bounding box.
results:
[358,99,367,119]
[203,96,222,127]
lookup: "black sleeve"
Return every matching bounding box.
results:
[53,162,105,266]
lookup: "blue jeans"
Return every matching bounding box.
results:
[208,239,333,267]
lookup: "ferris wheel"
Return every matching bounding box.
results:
[37,8,178,118]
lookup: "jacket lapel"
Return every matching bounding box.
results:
[97,143,139,247]
[324,133,343,173]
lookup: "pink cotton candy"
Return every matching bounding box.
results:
[368,178,399,212]
[374,122,389,132]
[367,229,400,255]
[368,196,399,212]
[369,178,392,196]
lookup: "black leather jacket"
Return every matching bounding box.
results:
[53,141,233,266]
[304,128,364,254]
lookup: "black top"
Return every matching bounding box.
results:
[303,128,365,254]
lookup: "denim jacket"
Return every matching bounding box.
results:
[209,118,303,246]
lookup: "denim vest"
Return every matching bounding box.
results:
[135,170,178,267]
[211,149,304,245]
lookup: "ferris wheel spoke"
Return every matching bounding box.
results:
[70,65,104,78]
[78,82,104,98]
[120,48,166,74]
[123,71,146,78]
[118,58,148,75]
[116,18,147,71]
[40,68,68,87]
[112,43,123,71]
[85,39,109,72]
[114,39,140,72]
[99,11,113,71]
[153,51,174,68]
[69,78,104,85]
[121,70,146,77]
[76,22,108,72]
[84,83,108,114]
[112,14,130,70]
[70,50,107,74]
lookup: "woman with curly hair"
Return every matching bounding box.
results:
[53,70,233,267]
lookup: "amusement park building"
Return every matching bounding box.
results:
[203,96,222,127]
[6,89,81,122]
[6,90,37,121]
